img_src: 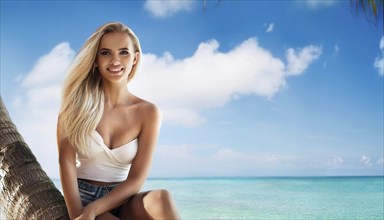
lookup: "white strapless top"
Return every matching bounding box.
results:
[76,131,138,182]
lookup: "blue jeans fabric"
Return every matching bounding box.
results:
[77,179,122,216]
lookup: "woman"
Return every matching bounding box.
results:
[57,22,180,220]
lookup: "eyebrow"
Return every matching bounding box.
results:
[99,48,130,51]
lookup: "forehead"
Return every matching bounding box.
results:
[99,32,132,49]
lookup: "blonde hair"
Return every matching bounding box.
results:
[60,22,142,156]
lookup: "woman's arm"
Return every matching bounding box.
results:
[78,103,162,218]
[57,116,83,219]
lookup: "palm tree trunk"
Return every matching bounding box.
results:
[0,96,68,219]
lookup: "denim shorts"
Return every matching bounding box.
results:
[77,179,122,216]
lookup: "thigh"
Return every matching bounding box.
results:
[118,191,153,220]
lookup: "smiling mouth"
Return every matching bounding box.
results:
[107,67,124,74]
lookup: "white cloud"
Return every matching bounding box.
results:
[22,42,74,87]
[162,108,206,127]
[144,0,194,18]
[374,57,384,76]
[306,0,336,8]
[360,155,372,166]
[131,38,321,126]
[266,23,274,33]
[285,45,322,75]
[374,36,384,76]
[151,144,384,177]
[328,156,344,166]
[334,44,339,55]
[151,144,295,177]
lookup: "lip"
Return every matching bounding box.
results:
[107,67,124,74]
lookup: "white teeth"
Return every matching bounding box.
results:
[107,67,124,73]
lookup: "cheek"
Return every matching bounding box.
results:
[96,57,106,66]
[122,57,135,65]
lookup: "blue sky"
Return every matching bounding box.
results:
[1,0,383,178]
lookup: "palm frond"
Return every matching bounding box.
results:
[351,0,384,30]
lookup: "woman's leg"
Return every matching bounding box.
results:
[119,189,180,220]
[143,189,180,219]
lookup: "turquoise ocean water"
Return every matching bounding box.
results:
[52,176,384,219]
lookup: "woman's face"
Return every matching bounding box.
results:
[96,32,138,83]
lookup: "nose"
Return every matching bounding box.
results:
[111,55,121,66]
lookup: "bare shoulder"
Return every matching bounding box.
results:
[132,96,162,123]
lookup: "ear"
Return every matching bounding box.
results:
[132,52,139,65]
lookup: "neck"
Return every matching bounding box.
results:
[102,81,129,108]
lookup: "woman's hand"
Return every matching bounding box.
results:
[74,206,96,220]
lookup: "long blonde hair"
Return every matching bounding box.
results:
[60,22,142,156]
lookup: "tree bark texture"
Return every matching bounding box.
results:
[0,96,69,219]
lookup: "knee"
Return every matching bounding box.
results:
[153,189,172,204]
[160,189,172,201]
[144,189,173,208]
[143,189,179,219]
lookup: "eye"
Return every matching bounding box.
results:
[100,50,110,56]
[120,50,129,55]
